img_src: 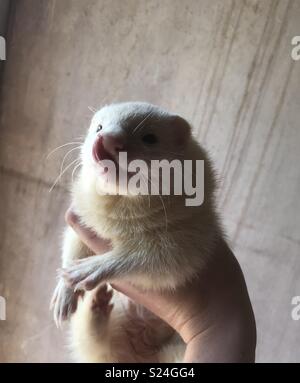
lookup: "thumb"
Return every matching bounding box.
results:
[65,208,112,254]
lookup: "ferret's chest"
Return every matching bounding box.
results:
[72,180,166,243]
[73,199,142,245]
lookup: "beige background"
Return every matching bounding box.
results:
[0,0,300,362]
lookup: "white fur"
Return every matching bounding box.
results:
[51,102,222,362]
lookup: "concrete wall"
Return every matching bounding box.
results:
[0,0,300,362]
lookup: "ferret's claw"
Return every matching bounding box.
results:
[50,278,83,328]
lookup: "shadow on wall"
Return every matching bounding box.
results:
[0,0,10,36]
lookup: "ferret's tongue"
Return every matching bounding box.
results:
[92,135,115,163]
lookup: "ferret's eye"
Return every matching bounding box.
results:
[96,124,102,133]
[142,134,158,145]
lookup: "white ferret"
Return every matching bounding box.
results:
[51,102,223,362]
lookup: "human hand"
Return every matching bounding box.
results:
[65,209,256,362]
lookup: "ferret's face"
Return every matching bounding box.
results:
[81,102,191,194]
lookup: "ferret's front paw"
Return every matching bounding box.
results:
[61,257,104,291]
[50,278,83,328]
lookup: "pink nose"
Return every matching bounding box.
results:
[101,134,125,156]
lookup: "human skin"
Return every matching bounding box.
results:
[65,209,257,363]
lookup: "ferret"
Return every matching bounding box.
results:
[50,102,222,362]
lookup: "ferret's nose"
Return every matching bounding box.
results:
[101,134,125,156]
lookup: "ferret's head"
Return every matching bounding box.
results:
[81,102,192,195]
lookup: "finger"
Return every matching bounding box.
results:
[65,208,112,253]
[110,282,170,318]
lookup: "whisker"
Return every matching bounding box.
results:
[59,146,82,175]
[140,173,151,208]
[71,161,82,183]
[49,158,79,193]
[132,111,154,135]
[88,106,97,113]
[46,142,83,159]
[144,173,168,231]
[159,195,168,232]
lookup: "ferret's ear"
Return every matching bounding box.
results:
[171,115,191,146]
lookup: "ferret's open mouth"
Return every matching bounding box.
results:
[92,135,136,181]
[92,135,117,168]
